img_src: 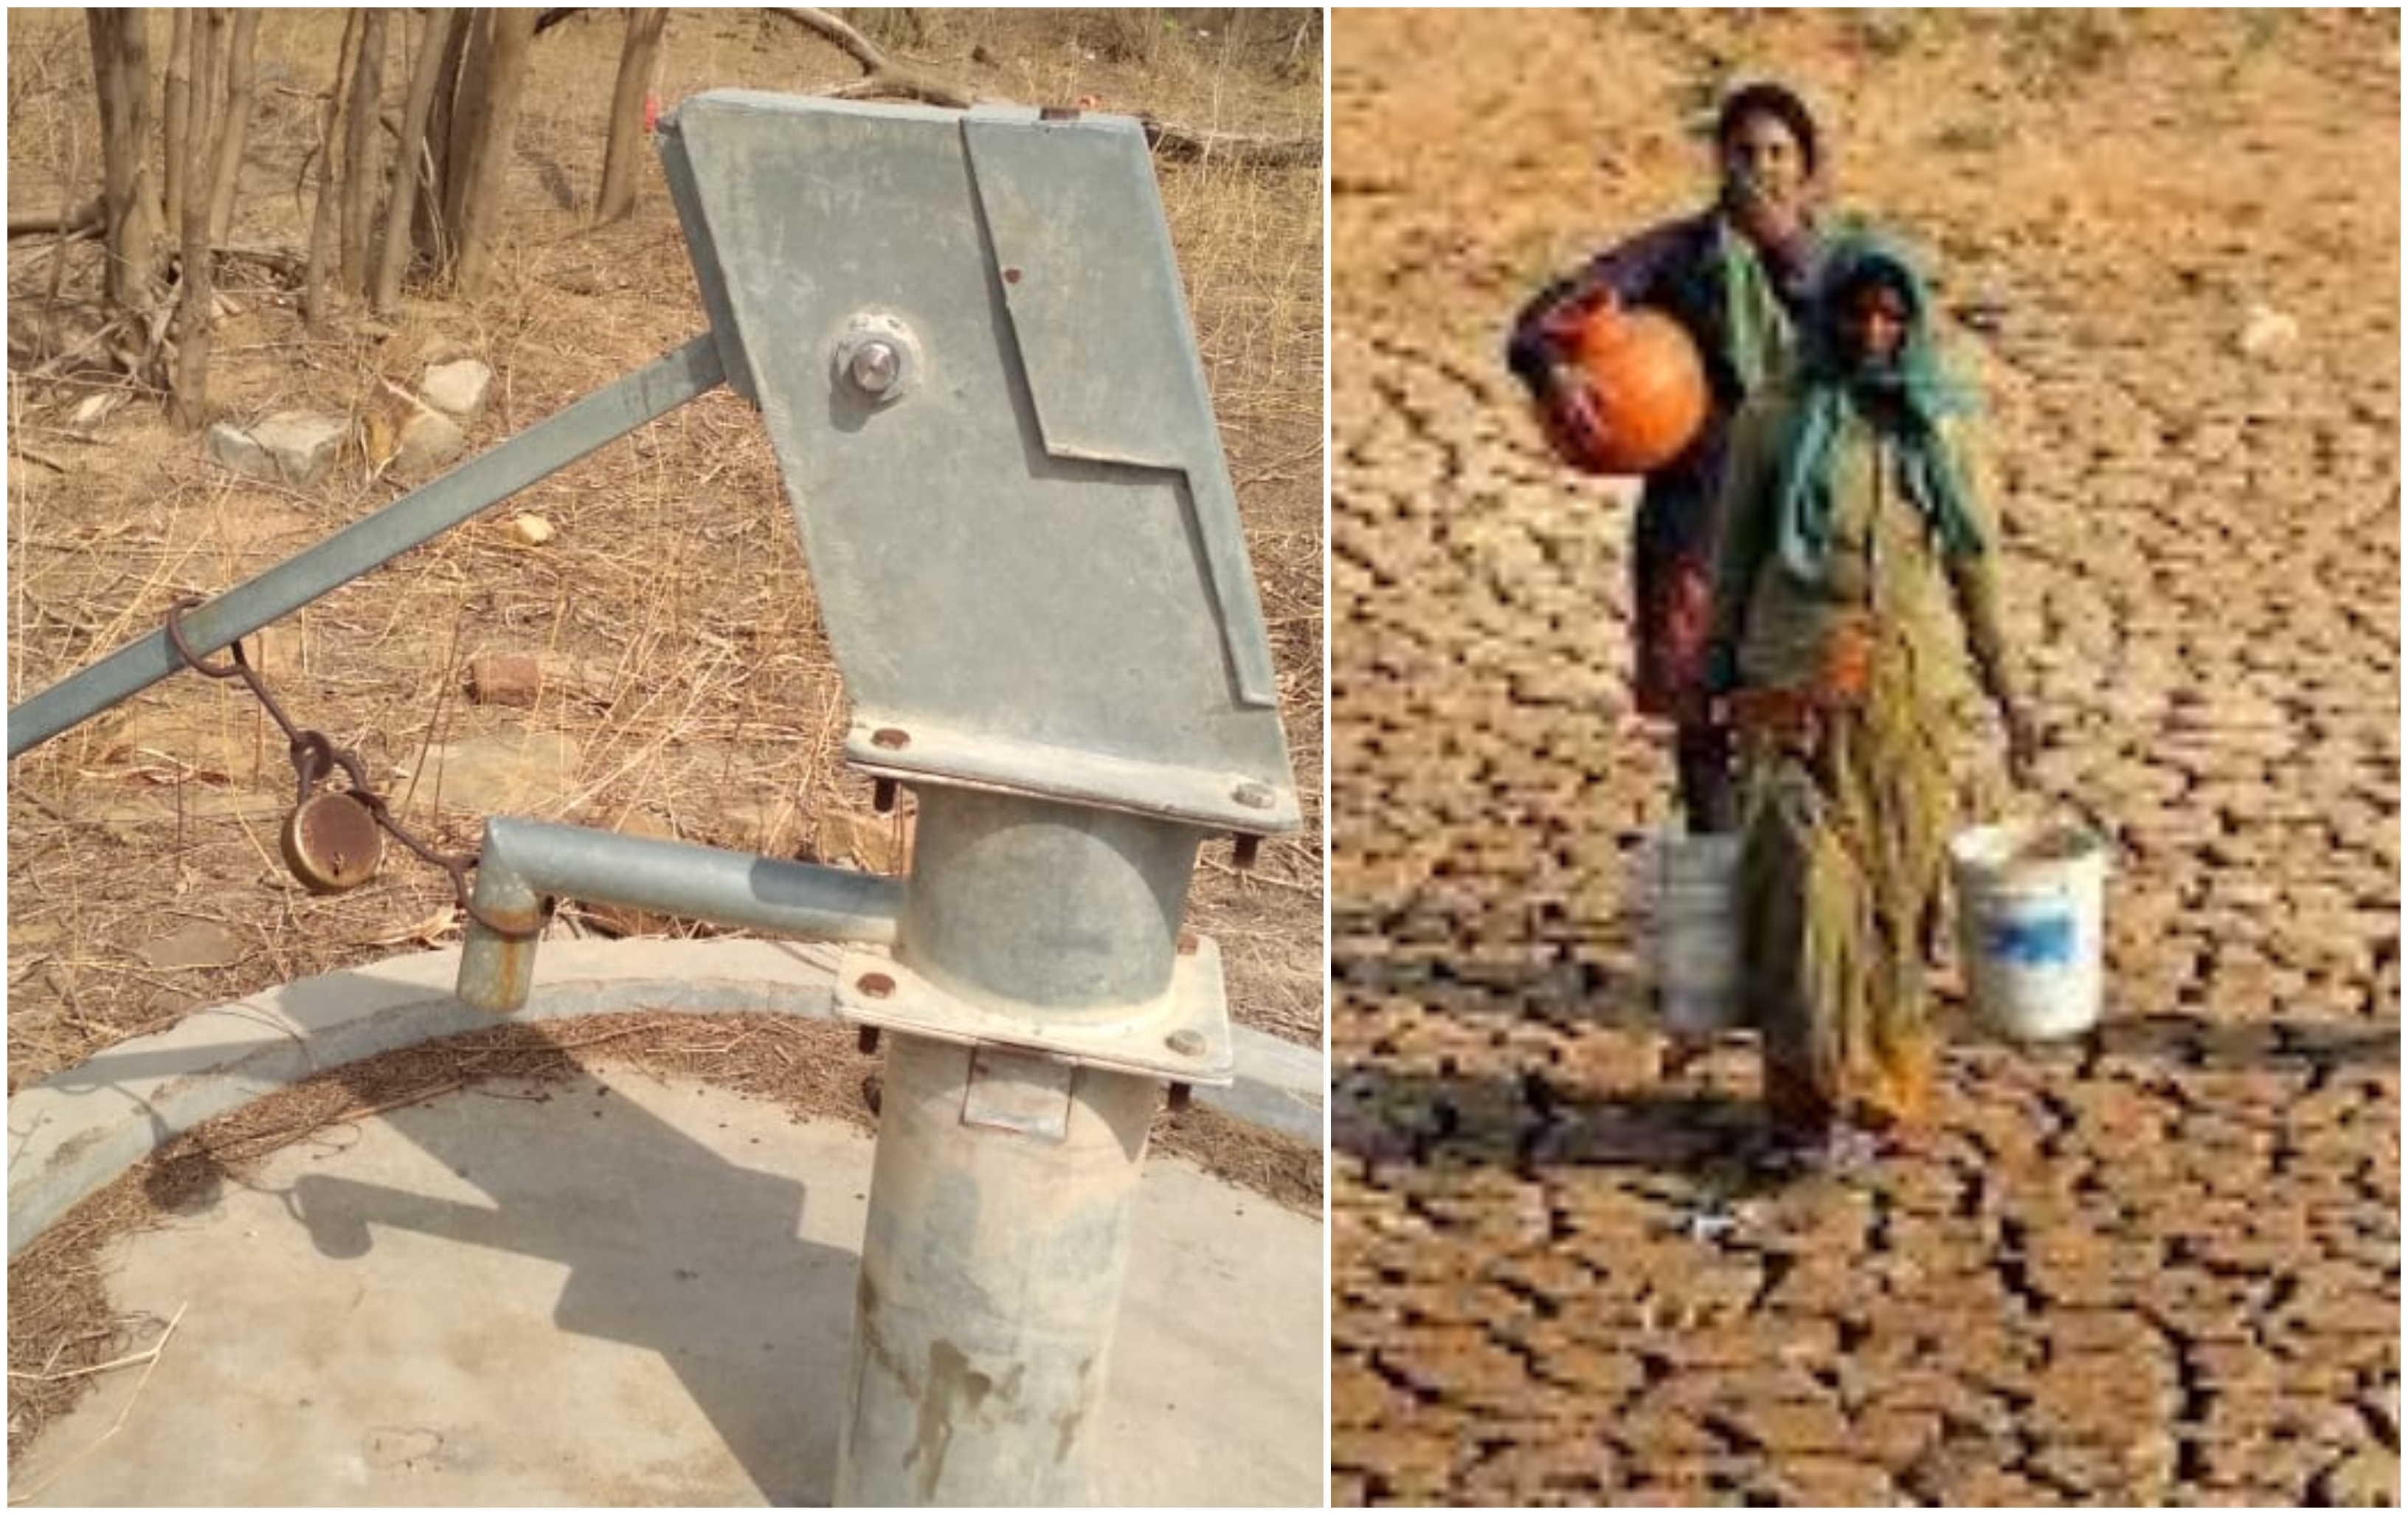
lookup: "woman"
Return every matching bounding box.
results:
[1705,233,2036,1167]
[1507,81,1833,832]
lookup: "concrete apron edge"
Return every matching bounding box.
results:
[7,936,1326,1259]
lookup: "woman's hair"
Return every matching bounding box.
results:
[1810,238,1921,354]
[1804,233,1973,415]
[1716,81,1820,178]
[1827,252,1918,321]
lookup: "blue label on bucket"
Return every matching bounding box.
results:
[1986,911,2078,967]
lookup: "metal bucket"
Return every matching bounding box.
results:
[1636,831,1743,1034]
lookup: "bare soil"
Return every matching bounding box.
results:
[8,6,1323,1462]
[1330,10,2397,1506]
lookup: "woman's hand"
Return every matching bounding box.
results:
[1999,697,2041,788]
[1536,283,1616,348]
[1539,362,1610,463]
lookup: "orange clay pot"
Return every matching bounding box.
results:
[1539,305,1710,476]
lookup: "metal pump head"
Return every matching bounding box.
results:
[658,92,1297,835]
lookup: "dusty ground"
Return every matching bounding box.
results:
[1330,9,2397,1506]
[7,5,1321,1460]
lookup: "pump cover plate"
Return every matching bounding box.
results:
[659,92,1296,834]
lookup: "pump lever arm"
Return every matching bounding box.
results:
[7,335,726,759]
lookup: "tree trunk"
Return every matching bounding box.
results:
[207,10,262,246]
[86,10,162,315]
[440,10,495,243]
[416,6,474,266]
[162,10,193,245]
[304,10,362,325]
[375,7,458,311]
[451,7,536,298]
[171,10,224,430]
[595,7,666,225]
[339,7,388,294]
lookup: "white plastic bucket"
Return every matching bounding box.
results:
[1635,831,1743,1035]
[1948,818,2111,1041]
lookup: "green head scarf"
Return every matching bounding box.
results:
[1772,233,1985,581]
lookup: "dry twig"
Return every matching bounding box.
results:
[7,1302,188,1505]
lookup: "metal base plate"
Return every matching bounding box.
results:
[847,713,1300,835]
[835,936,1234,1086]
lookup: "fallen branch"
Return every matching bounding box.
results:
[825,69,974,110]
[772,7,977,109]
[215,243,309,281]
[7,199,104,241]
[771,6,883,72]
[767,7,1315,164]
[27,314,135,382]
[1139,117,1321,169]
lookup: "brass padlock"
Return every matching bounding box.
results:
[280,791,384,894]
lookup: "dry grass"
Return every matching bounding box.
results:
[7,7,1324,1466]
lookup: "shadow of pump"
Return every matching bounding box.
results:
[276,1071,856,1505]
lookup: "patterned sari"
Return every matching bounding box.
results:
[1708,235,2008,1142]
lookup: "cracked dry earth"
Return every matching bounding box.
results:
[1327,11,2398,1507]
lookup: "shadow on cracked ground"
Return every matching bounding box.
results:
[1334,1010,2402,1176]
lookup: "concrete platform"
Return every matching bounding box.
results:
[12,1069,1323,1505]
[9,938,1324,1255]
[7,939,1327,1505]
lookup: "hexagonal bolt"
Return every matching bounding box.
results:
[832,314,920,406]
[1232,780,1276,810]
[848,339,902,396]
[1165,1028,1206,1057]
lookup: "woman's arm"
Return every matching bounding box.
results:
[1951,552,2037,784]
[1505,218,1699,389]
[1950,557,2013,703]
[1938,421,2010,691]
[1940,421,2038,779]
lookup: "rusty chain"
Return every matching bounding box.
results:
[162,598,543,941]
